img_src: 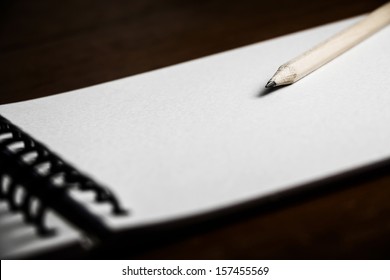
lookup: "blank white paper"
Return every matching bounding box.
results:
[1,16,390,256]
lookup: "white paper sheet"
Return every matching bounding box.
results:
[0,202,81,258]
[1,16,390,257]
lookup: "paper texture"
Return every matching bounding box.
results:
[1,16,390,256]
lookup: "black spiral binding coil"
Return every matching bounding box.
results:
[0,115,127,241]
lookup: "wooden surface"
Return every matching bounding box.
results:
[1,0,390,259]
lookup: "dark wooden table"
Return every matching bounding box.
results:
[1,0,389,259]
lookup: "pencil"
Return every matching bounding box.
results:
[265,1,390,88]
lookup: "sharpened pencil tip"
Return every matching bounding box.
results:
[265,80,276,88]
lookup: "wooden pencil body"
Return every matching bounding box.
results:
[272,2,390,86]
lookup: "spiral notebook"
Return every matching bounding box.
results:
[1,16,390,259]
